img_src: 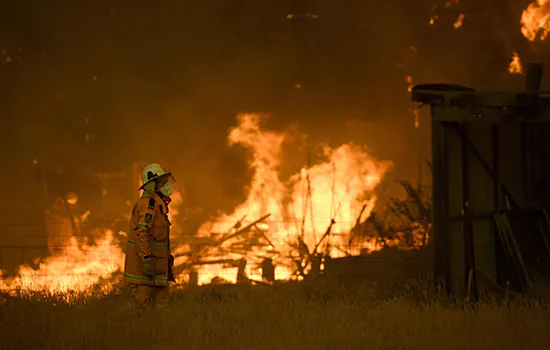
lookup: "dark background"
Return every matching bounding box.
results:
[0,0,546,224]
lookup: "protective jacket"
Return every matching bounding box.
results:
[123,192,175,286]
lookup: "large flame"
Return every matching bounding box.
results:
[521,0,550,41]
[168,190,184,235]
[4,0,544,293]
[174,114,394,284]
[0,229,124,293]
[287,144,392,255]
[1,113,417,292]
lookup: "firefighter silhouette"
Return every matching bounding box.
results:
[46,192,84,254]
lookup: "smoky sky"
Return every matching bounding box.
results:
[0,0,542,218]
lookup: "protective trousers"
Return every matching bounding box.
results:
[129,284,171,310]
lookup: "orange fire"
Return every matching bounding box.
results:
[2,113,421,292]
[509,52,523,74]
[453,14,465,29]
[521,0,550,41]
[173,114,394,284]
[429,0,462,26]
[168,190,184,235]
[405,76,420,128]
[0,229,125,294]
[405,75,414,93]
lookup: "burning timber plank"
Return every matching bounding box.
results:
[173,214,281,284]
[215,214,272,245]
[172,258,243,274]
[190,258,242,266]
[171,236,216,245]
[312,219,336,255]
[176,214,272,255]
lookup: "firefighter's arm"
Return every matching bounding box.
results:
[134,197,157,262]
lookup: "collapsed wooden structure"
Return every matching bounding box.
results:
[172,214,278,284]
[412,64,550,299]
[173,194,432,285]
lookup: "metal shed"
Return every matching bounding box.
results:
[412,64,550,299]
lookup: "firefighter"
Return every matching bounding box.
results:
[123,163,177,310]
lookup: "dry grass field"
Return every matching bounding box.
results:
[1,281,549,350]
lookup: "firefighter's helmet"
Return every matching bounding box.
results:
[140,163,175,189]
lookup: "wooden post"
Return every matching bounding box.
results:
[525,63,543,93]
[236,258,248,284]
[431,106,450,293]
[261,258,275,282]
[188,269,199,286]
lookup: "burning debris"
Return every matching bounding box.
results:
[404,76,421,128]
[521,0,550,41]
[1,113,431,293]
[406,76,414,93]
[171,113,408,285]
[453,13,465,29]
[429,0,464,27]
[0,230,125,294]
[509,52,523,74]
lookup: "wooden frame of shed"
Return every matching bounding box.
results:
[412,65,550,298]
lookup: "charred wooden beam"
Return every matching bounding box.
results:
[230,215,247,231]
[216,214,271,245]
[312,219,336,255]
[187,258,241,266]
[261,258,275,282]
[236,258,249,284]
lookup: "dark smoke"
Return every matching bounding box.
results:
[0,0,541,227]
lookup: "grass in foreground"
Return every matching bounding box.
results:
[1,281,549,350]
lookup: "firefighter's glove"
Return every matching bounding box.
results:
[143,257,155,278]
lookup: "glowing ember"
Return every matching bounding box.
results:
[1,49,13,64]
[3,113,424,291]
[429,0,462,26]
[509,52,523,74]
[521,0,550,41]
[405,75,414,93]
[0,230,124,293]
[173,114,395,284]
[406,76,420,128]
[453,14,465,29]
